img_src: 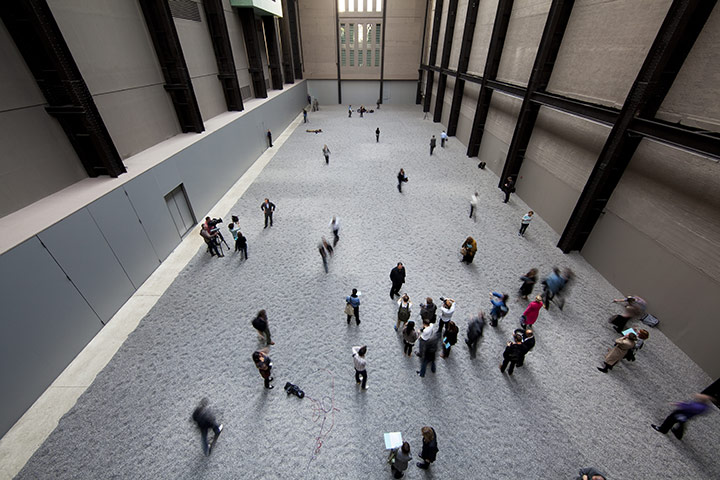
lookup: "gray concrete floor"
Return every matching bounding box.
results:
[15,105,718,479]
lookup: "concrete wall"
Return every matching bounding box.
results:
[384,0,427,79]
[307,79,416,105]
[0,82,308,438]
[424,0,720,377]
[299,0,338,79]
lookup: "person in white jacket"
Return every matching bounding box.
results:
[352,345,368,390]
[438,298,456,335]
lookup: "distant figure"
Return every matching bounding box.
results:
[502,176,515,203]
[376,100,381,110]
[322,144,330,164]
[430,135,436,155]
[389,262,406,299]
[348,105,352,117]
[518,211,534,237]
[440,130,448,147]
[307,94,312,104]
[541,268,569,310]
[520,295,543,329]
[499,332,526,375]
[313,98,319,111]
[461,236,477,264]
[352,345,368,389]
[652,393,715,440]
[597,332,637,373]
[261,198,275,228]
[236,231,248,260]
[396,294,412,331]
[360,105,364,118]
[252,347,274,389]
[318,240,329,273]
[576,467,606,480]
[397,168,408,193]
[416,427,438,469]
[519,268,538,299]
[251,309,274,346]
[465,312,485,357]
[469,192,478,221]
[191,398,223,456]
[376,127,380,142]
[329,216,340,246]
[345,288,360,325]
[609,295,647,333]
[267,129,273,148]
[402,320,419,356]
[303,109,308,123]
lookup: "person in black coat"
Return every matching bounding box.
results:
[375,127,380,142]
[389,262,406,298]
[191,398,223,456]
[519,268,538,299]
[465,313,485,357]
[397,168,408,193]
[502,176,515,203]
[441,321,459,358]
[513,329,534,367]
[499,333,526,375]
[417,426,438,469]
[261,198,276,228]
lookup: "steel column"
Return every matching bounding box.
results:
[499,0,575,188]
[379,0,388,105]
[423,64,720,158]
[558,0,718,253]
[263,16,284,91]
[138,0,205,132]
[466,0,514,157]
[202,0,244,111]
[433,0,459,122]
[279,0,295,83]
[447,0,480,135]
[0,0,126,177]
[423,0,444,113]
[239,9,268,98]
[417,0,431,104]
[286,0,303,79]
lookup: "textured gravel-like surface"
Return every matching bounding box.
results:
[16,106,718,479]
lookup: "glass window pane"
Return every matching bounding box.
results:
[367,23,371,43]
[350,49,355,66]
[358,49,363,66]
[376,23,381,43]
[341,49,346,66]
[349,0,354,12]
[376,0,382,12]
[358,0,363,12]
[367,0,373,12]
[340,25,345,44]
[375,48,380,66]
[349,24,354,44]
[367,49,371,66]
[358,23,363,44]
[338,0,345,13]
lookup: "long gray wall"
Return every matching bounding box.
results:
[307,80,417,105]
[0,82,308,438]
[423,0,720,377]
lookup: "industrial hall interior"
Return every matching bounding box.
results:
[1,0,719,479]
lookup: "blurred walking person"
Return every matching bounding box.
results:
[429,136,436,155]
[397,168,408,193]
[609,295,647,333]
[329,216,341,246]
[469,192,479,221]
[322,144,331,164]
[499,333,526,375]
[652,393,715,440]
[465,312,485,357]
[519,268,538,299]
[251,309,274,345]
[489,292,509,327]
[191,398,223,456]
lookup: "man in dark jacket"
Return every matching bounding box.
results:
[420,298,437,323]
[465,313,485,357]
[499,333,526,375]
[389,262,406,299]
[261,198,276,228]
[502,176,515,203]
[192,398,223,456]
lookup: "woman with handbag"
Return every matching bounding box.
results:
[345,289,361,326]
[388,441,411,478]
[461,236,477,263]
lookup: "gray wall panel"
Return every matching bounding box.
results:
[87,189,160,289]
[0,237,101,436]
[123,173,182,261]
[37,209,135,322]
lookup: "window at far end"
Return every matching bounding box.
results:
[349,0,355,13]
[338,0,345,13]
[376,0,382,12]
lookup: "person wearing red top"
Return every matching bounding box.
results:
[520,295,543,329]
